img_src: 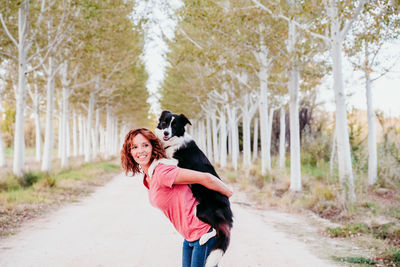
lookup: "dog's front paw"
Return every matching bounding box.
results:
[199,228,216,245]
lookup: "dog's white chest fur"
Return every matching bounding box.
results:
[155,128,193,159]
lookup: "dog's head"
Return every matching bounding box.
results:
[155,110,192,147]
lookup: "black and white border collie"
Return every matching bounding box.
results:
[155,110,233,267]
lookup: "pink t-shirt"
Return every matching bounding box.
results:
[145,163,211,241]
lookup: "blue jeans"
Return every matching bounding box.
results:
[182,236,217,267]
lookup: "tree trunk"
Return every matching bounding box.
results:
[252,117,258,162]
[242,93,257,168]
[72,110,78,157]
[0,123,6,167]
[259,69,269,176]
[365,44,377,185]
[330,126,337,177]
[61,86,69,168]
[206,115,213,161]
[41,57,56,172]
[279,107,286,169]
[211,112,219,164]
[78,115,84,156]
[219,111,227,168]
[13,1,29,177]
[266,108,274,172]
[289,66,301,191]
[331,28,356,202]
[85,92,95,162]
[34,98,42,162]
[257,44,270,176]
[287,14,302,191]
[227,105,239,170]
[93,108,100,159]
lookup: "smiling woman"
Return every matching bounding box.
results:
[120,127,232,267]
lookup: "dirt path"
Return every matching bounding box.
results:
[0,173,343,267]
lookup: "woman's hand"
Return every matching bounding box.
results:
[207,173,233,198]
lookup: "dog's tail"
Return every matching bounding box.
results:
[205,222,231,267]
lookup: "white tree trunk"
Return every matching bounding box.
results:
[331,18,356,202]
[198,120,206,153]
[34,98,42,162]
[13,1,30,176]
[72,110,78,157]
[252,117,258,162]
[113,118,119,155]
[289,67,301,191]
[85,92,95,162]
[93,108,100,159]
[330,126,337,177]
[328,0,356,203]
[106,105,114,158]
[78,115,84,156]
[227,105,239,170]
[241,93,258,168]
[99,125,105,155]
[266,108,274,172]
[219,111,227,168]
[211,112,219,164]
[287,13,302,191]
[60,86,69,168]
[0,123,6,167]
[365,46,377,185]
[41,57,56,172]
[279,107,286,169]
[256,42,271,176]
[205,115,213,161]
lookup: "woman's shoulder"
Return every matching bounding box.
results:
[148,158,178,179]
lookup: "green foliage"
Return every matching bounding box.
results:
[332,256,378,265]
[327,223,370,237]
[0,174,21,191]
[384,249,400,264]
[389,207,400,220]
[21,172,42,187]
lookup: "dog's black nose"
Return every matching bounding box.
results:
[164,131,169,136]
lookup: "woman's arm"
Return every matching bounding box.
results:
[174,168,233,198]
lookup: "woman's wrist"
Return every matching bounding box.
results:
[207,173,233,198]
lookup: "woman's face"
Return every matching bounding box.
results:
[131,133,153,169]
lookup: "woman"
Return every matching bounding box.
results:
[121,128,232,267]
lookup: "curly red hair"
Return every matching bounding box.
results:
[121,128,167,176]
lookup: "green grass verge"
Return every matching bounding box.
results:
[0,161,121,204]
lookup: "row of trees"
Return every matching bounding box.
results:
[0,0,149,176]
[160,0,400,204]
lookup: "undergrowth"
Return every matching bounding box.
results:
[0,160,121,237]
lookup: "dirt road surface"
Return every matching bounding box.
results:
[0,173,343,267]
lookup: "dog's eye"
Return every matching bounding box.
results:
[161,122,166,126]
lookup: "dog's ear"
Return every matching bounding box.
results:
[159,110,171,121]
[179,113,192,126]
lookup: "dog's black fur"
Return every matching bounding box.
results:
[155,110,233,265]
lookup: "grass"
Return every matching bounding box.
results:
[0,159,121,237]
[219,153,400,266]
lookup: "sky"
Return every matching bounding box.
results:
[318,40,400,117]
[132,0,183,116]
